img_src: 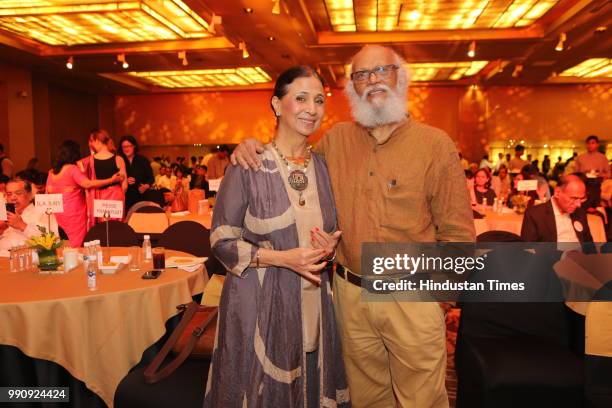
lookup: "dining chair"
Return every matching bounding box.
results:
[585,280,612,408]
[83,221,139,247]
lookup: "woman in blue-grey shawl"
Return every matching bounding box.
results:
[204,67,350,408]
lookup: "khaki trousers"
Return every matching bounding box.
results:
[333,273,449,408]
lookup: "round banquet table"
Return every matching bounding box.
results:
[0,248,207,408]
[474,208,607,242]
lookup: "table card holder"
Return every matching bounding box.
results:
[517,179,538,192]
[93,200,123,265]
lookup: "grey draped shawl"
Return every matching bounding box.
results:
[204,150,350,408]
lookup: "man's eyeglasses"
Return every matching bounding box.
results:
[350,64,399,83]
[5,190,27,198]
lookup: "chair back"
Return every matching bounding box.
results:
[476,230,522,242]
[585,280,612,407]
[159,221,224,277]
[159,221,211,258]
[126,201,164,220]
[84,221,139,247]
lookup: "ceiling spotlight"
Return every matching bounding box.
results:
[408,10,421,21]
[555,33,566,52]
[272,0,281,15]
[512,64,523,78]
[268,36,275,41]
[239,42,249,59]
[66,56,73,69]
[467,41,476,58]
[243,7,253,13]
[325,87,332,97]
[117,53,128,69]
[595,26,607,34]
[178,51,188,66]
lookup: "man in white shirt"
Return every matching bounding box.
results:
[154,166,175,190]
[0,179,58,252]
[520,174,592,243]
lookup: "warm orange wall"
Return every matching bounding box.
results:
[114,83,612,162]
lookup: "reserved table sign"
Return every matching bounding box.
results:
[35,194,64,213]
[517,180,538,192]
[93,200,124,219]
[208,178,222,192]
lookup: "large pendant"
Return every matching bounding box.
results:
[288,170,308,191]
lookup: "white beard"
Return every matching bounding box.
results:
[345,77,408,128]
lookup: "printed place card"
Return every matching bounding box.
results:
[35,194,64,213]
[93,199,124,219]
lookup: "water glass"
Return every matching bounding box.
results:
[129,246,141,271]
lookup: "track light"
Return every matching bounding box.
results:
[555,33,566,52]
[209,13,222,34]
[239,42,249,59]
[467,41,476,58]
[117,53,128,69]
[178,51,188,66]
[512,64,523,78]
[272,0,281,15]
[66,56,73,69]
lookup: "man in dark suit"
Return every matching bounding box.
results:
[521,174,593,243]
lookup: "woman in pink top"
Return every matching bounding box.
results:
[46,140,123,247]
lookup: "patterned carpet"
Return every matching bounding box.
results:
[446,308,461,408]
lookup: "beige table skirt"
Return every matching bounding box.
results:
[0,248,207,408]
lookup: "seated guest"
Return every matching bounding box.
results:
[491,165,511,201]
[521,174,592,243]
[154,166,174,189]
[0,179,58,252]
[474,168,496,205]
[507,166,539,208]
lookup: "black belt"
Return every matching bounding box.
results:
[336,264,362,287]
[337,264,415,294]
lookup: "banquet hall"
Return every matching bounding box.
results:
[0,1,611,408]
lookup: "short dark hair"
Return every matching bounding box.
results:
[53,140,81,174]
[585,135,599,143]
[7,178,32,193]
[118,135,139,156]
[0,174,9,184]
[515,144,525,152]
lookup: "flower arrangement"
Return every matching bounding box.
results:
[511,193,531,214]
[26,226,63,251]
[26,226,63,270]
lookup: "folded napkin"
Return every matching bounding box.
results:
[178,264,201,273]
[166,256,208,269]
[171,210,191,216]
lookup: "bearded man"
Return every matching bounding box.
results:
[232,45,475,408]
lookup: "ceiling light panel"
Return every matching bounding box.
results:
[0,0,211,46]
[559,59,612,79]
[127,67,272,88]
[408,61,489,81]
[323,0,559,32]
